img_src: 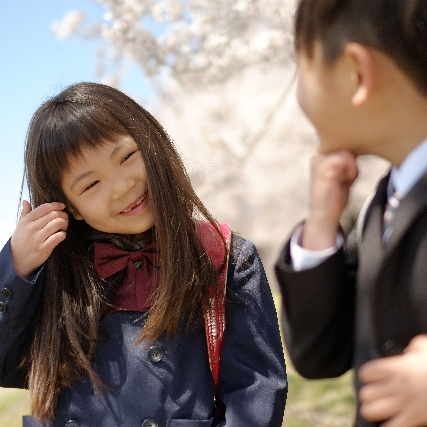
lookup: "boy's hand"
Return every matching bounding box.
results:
[10,201,69,279]
[302,150,358,250]
[359,335,427,427]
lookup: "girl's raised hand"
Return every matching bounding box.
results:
[10,201,69,279]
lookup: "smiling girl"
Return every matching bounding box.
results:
[0,82,287,427]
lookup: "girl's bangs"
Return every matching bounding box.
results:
[35,103,128,185]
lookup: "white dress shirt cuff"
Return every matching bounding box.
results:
[290,224,344,271]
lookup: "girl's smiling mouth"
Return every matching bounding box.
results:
[120,192,148,214]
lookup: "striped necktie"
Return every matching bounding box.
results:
[382,190,401,244]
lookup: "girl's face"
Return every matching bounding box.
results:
[61,134,155,237]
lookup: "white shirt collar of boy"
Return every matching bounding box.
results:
[388,136,427,199]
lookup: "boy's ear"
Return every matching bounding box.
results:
[344,43,375,107]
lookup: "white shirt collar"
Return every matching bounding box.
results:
[389,136,427,198]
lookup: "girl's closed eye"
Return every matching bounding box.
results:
[121,150,138,164]
[83,180,99,193]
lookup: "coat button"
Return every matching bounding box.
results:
[0,302,6,313]
[381,340,403,356]
[148,346,163,362]
[1,288,12,299]
[64,421,80,427]
[141,418,158,427]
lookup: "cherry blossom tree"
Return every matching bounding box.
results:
[52,0,295,86]
[52,0,389,274]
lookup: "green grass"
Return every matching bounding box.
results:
[0,292,356,426]
[284,364,355,426]
[0,388,30,427]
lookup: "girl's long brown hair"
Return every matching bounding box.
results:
[23,82,227,421]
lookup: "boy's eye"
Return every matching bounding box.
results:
[83,181,99,193]
[121,150,138,164]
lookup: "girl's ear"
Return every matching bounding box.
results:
[67,204,83,220]
[344,43,375,107]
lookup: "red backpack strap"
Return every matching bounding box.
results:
[196,221,230,398]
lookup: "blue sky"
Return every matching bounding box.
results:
[0,1,151,246]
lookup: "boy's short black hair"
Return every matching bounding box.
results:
[294,0,427,95]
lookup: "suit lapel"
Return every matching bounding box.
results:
[359,169,427,275]
[356,173,389,359]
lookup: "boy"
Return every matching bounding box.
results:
[275,1,427,426]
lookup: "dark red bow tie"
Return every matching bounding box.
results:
[93,241,160,312]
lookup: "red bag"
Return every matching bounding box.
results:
[197,221,230,417]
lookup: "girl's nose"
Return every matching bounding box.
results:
[111,176,136,200]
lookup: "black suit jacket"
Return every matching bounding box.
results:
[275,169,427,427]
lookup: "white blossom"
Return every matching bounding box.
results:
[54,0,295,85]
[51,10,85,40]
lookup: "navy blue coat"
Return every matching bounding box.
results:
[0,234,287,427]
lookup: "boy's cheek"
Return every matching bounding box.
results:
[296,78,310,118]
[296,74,305,107]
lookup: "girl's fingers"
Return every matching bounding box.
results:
[20,200,32,219]
[21,202,66,223]
[43,230,67,253]
[20,208,69,237]
[36,210,69,233]
[11,203,68,279]
[40,217,69,242]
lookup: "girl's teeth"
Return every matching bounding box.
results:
[122,195,145,213]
